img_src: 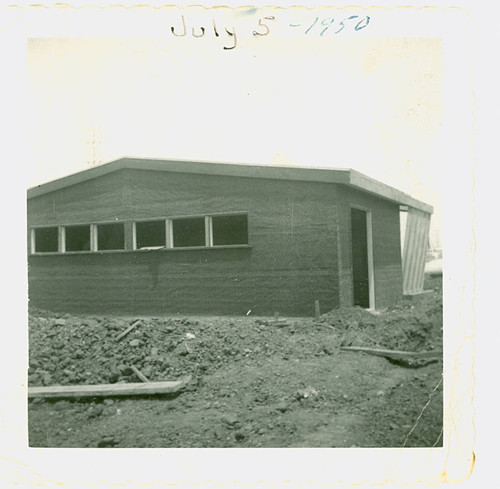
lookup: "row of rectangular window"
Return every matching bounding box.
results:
[30,214,249,254]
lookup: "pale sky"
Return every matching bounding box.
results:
[27,35,443,243]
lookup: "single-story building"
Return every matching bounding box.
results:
[27,158,432,316]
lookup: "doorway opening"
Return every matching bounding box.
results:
[350,207,375,308]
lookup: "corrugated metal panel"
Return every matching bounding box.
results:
[402,207,431,295]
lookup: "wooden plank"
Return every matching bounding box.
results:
[272,322,291,328]
[340,346,441,359]
[131,365,150,383]
[115,320,142,341]
[28,376,191,399]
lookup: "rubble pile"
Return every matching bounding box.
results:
[28,311,338,387]
[28,288,442,388]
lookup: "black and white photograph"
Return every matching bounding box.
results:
[1,1,481,486]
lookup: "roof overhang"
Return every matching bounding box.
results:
[27,157,433,214]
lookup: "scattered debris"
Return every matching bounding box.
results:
[28,282,442,394]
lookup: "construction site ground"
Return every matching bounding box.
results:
[28,276,443,448]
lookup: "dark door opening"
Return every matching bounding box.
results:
[351,208,370,308]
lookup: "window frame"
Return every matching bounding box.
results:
[30,225,61,254]
[170,215,208,249]
[63,223,94,253]
[209,212,249,247]
[29,212,250,255]
[95,221,126,251]
[132,218,169,251]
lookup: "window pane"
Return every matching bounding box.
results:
[97,223,124,250]
[65,225,91,252]
[34,227,58,252]
[172,218,205,247]
[135,220,166,249]
[212,215,248,245]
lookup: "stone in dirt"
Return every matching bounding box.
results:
[129,339,141,347]
[53,400,70,411]
[97,436,118,448]
[296,386,318,400]
[108,372,120,383]
[87,405,104,419]
[118,365,132,376]
[276,401,289,413]
[222,413,239,427]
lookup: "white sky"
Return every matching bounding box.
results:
[27,33,443,242]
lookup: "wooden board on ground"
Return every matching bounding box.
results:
[340,346,442,359]
[28,376,191,399]
[272,321,291,328]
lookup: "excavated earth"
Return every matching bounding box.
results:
[28,277,443,448]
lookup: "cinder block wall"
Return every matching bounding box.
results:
[28,169,341,316]
[336,186,403,309]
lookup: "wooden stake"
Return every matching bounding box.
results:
[131,365,150,383]
[28,376,191,399]
[115,320,142,342]
[314,300,321,320]
[274,312,279,322]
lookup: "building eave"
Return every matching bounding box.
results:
[27,157,433,213]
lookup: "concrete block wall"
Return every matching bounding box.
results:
[28,169,341,316]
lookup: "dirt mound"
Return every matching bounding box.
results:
[28,286,442,388]
[318,293,442,352]
[28,312,338,387]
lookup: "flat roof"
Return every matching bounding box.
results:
[27,157,433,213]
